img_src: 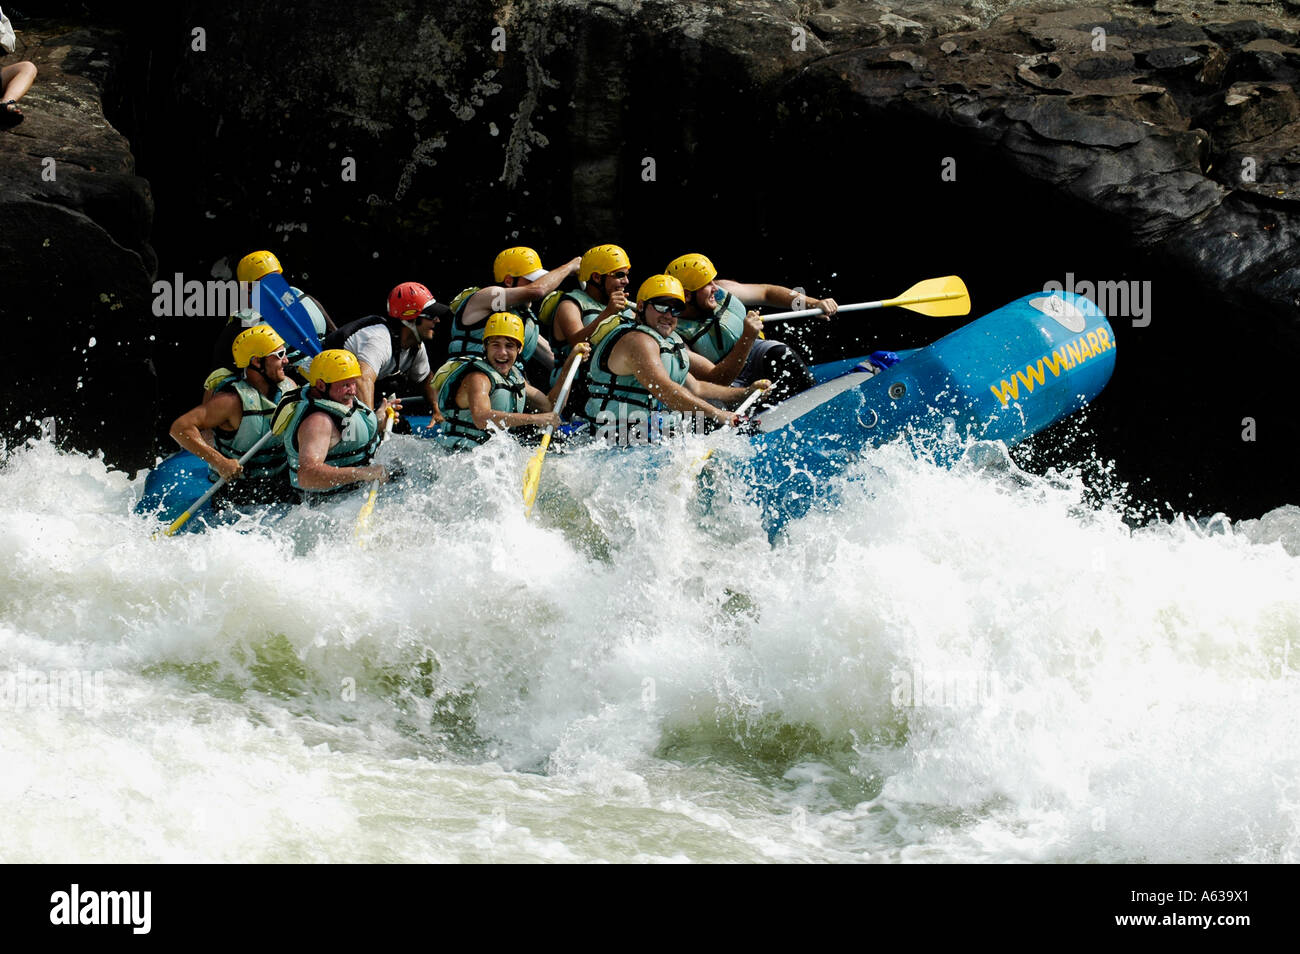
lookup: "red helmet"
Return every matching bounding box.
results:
[387,282,435,319]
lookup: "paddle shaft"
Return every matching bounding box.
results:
[161,429,277,537]
[733,388,764,419]
[355,403,397,536]
[550,355,583,424]
[688,387,766,475]
[762,292,965,324]
[522,357,584,516]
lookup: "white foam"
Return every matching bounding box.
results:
[1,432,1296,862]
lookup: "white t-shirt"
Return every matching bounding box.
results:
[345,323,430,382]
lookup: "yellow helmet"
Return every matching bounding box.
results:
[579,244,630,283]
[483,312,525,346]
[236,250,283,284]
[666,253,717,293]
[232,324,286,368]
[493,247,545,283]
[308,349,361,386]
[636,274,686,304]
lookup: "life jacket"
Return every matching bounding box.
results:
[201,369,286,483]
[277,390,382,497]
[541,286,634,387]
[676,290,748,364]
[447,286,541,362]
[581,317,689,425]
[432,356,528,451]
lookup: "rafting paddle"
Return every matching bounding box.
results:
[154,430,278,538]
[522,356,583,518]
[355,402,397,541]
[761,275,970,323]
[731,387,766,420]
[689,386,768,476]
[256,272,322,360]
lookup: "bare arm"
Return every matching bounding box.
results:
[717,279,838,318]
[531,333,555,375]
[169,392,245,480]
[686,374,751,405]
[462,374,560,431]
[421,373,444,426]
[563,291,631,354]
[611,333,736,426]
[295,411,387,490]
[357,361,379,411]
[552,299,584,347]
[524,384,552,413]
[690,310,763,384]
[463,256,583,324]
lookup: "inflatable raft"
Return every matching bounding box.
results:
[138,289,1115,532]
[734,289,1116,528]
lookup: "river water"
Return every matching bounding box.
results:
[2,428,1298,863]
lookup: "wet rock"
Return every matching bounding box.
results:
[793,2,1300,319]
[0,25,157,465]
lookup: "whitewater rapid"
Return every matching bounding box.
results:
[1,430,1297,863]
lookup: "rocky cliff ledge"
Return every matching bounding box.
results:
[0,22,155,457]
[793,1,1300,327]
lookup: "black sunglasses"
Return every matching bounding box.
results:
[646,298,684,316]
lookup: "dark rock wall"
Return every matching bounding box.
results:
[0,25,156,463]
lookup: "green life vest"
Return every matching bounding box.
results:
[281,392,381,496]
[543,287,634,386]
[676,291,747,364]
[581,317,689,425]
[447,286,541,362]
[432,357,528,451]
[203,371,286,483]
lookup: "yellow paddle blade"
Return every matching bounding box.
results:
[883,275,970,317]
[162,510,193,538]
[355,406,396,544]
[354,484,379,541]
[521,433,553,517]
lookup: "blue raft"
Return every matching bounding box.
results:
[735,290,1116,527]
[139,290,1115,531]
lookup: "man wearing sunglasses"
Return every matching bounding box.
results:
[582,275,769,443]
[171,324,294,504]
[323,281,451,426]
